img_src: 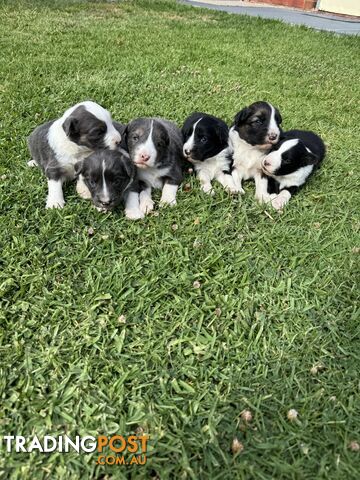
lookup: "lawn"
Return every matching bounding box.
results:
[0,0,359,478]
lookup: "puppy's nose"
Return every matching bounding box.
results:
[268,133,278,141]
[140,153,150,162]
[100,199,111,207]
[184,148,191,156]
[263,160,271,167]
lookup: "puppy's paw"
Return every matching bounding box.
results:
[140,196,154,214]
[27,159,38,167]
[227,185,244,195]
[160,198,176,207]
[271,190,291,211]
[95,206,110,214]
[76,179,92,199]
[125,208,145,220]
[271,196,286,211]
[231,176,244,193]
[46,197,65,209]
[201,185,214,195]
[255,193,271,204]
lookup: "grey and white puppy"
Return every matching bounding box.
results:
[124,117,184,215]
[27,101,121,209]
[74,148,144,219]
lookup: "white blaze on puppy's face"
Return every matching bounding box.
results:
[134,120,157,168]
[183,117,202,159]
[266,103,280,144]
[262,139,299,174]
[99,159,110,204]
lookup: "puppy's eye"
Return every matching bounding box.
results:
[200,136,207,144]
[90,127,106,137]
[132,135,139,142]
[282,154,290,163]
[88,179,97,187]
[253,119,263,125]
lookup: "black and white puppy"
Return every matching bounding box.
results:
[124,117,184,215]
[229,101,282,202]
[73,148,144,219]
[182,112,239,194]
[27,101,121,209]
[261,129,325,210]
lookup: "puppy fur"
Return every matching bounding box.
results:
[261,129,325,210]
[124,117,184,215]
[182,112,239,194]
[229,101,282,202]
[27,101,121,209]
[74,148,144,219]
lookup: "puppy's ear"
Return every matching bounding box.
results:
[121,124,128,146]
[74,160,83,177]
[160,129,170,147]
[234,107,251,126]
[121,156,137,192]
[275,108,282,126]
[182,113,202,139]
[63,116,79,137]
[217,123,229,146]
[113,121,126,141]
[305,151,318,165]
[181,123,192,141]
[124,159,136,180]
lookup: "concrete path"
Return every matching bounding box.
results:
[179,0,360,35]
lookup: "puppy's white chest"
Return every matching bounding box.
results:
[232,149,264,179]
[229,129,265,180]
[137,166,169,189]
[193,157,219,179]
[229,128,264,179]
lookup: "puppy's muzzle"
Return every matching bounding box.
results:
[262,158,273,174]
[268,133,279,144]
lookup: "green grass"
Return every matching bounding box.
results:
[0,0,359,478]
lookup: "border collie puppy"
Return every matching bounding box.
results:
[261,130,325,210]
[182,112,239,194]
[124,117,184,215]
[27,101,121,209]
[229,101,282,202]
[73,148,144,219]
